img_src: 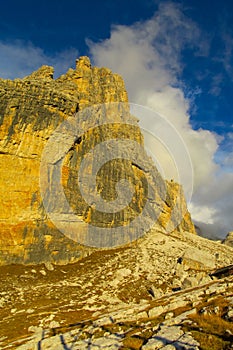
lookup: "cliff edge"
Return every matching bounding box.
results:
[0,57,195,265]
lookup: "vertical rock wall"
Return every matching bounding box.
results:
[0,57,195,265]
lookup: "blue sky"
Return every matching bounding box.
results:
[0,0,232,143]
[0,0,232,237]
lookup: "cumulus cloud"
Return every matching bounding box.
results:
[88,1,233,238]
[0,40,79,79]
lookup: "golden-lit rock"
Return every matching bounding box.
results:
[0,57,195,265]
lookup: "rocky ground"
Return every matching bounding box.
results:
[1,229,233,349]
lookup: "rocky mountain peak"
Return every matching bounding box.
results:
[24,65,54,80]
[0,57,196,265]
[76,56,91,70]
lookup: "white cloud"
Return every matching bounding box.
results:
[215,133,233,170]
[0,40,79,79]
[89,1,233,237]
[222,33,233,76]
[209,73,224,96]
[220,152,233,168]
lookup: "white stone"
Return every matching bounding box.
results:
[156,325,183,342]
[174,332,200,349]
[0,297,5,307]
[45,262,54,271]
[162,345,176,350]
[26,308,35,314]
[227,309,233,318]
[142,337,165,349]
[148,305,165,318]
[165,312,174,320]
[167,299,187,311]
[116,268,131,279]
[137,311,148,320]
[91,336,121,347]
[49,320,60,328]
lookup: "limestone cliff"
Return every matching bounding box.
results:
[0,57,195,265]
[223,231,233,247]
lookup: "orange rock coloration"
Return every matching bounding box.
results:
[0,57,195,265]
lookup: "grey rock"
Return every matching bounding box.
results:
[142,338,165,349]
[156,325,183,343]
[222,231,233,247]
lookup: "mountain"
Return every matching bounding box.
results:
[1,58,233,350]
[0,57,194,265]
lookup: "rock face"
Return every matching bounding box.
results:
[0,57,195,265]
[222,231,233,247]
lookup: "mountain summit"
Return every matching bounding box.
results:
[0,57,194,265]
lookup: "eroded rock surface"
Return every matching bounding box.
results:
[0,57,194,265]
[223,231,233,247]
[1,229,233,348]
